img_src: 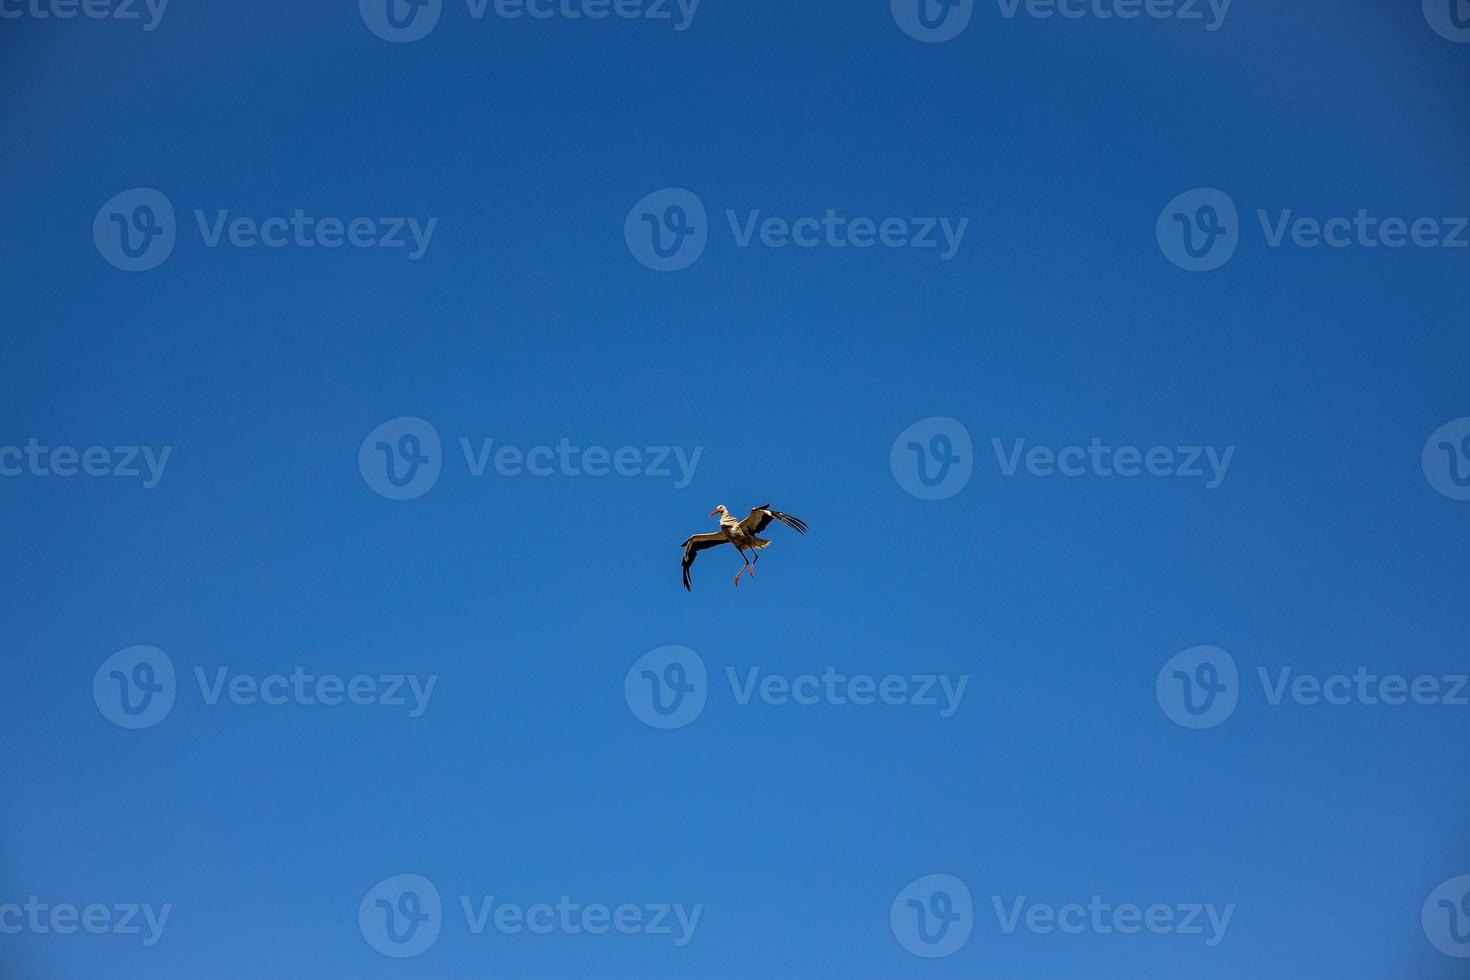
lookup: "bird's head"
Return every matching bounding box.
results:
[709,504,728,519]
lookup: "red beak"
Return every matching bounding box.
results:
[709,508,720,516]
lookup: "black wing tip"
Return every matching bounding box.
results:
[779,512,808,534]
[761,506,808,534]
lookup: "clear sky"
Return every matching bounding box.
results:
[2,1,1469,977]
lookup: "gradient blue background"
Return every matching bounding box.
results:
[2,1,1468,977]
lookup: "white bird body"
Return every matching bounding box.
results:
[681,503,807,590]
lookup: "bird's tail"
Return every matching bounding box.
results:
[749,536,772,549]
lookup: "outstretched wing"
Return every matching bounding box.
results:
[680,532,729,591]
[739,504,808,536]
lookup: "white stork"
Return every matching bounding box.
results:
[681,504,808,590]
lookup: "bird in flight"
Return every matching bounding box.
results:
[681,504,808,590]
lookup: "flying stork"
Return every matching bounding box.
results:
[681,504,808,590]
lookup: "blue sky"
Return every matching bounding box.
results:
[2,1,1469,977]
